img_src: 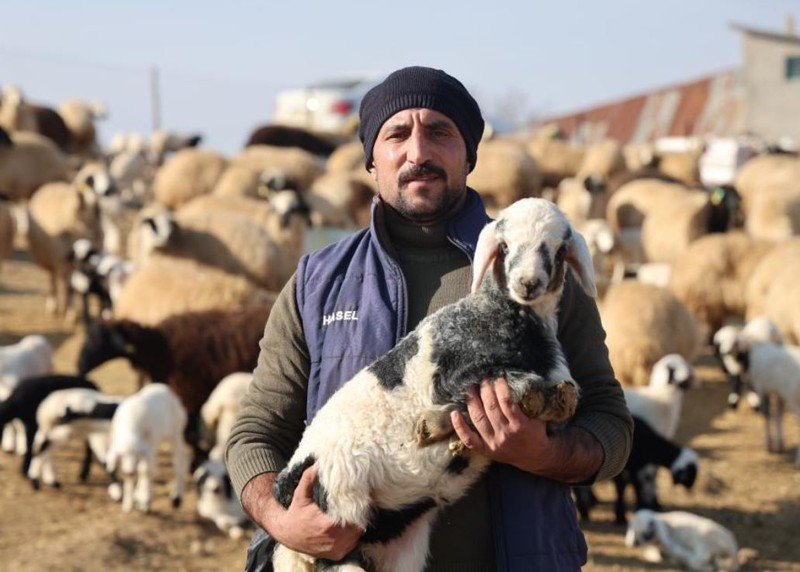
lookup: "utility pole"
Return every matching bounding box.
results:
[150,66,161,132]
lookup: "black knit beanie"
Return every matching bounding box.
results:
[358,66,484,172]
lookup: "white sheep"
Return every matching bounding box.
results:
[271,197,594,572]
[600,281,701,387]
[0,128,70,201]
[230,144,325,193]
[466,138,543,211]
[200,372,252,461]
[194,458,250,539]
[105,383,189,513]
[623,353,700,439]
[151,147,229,209]
[27,387,124,490]
[625,509,741,572]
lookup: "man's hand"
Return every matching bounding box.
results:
[450,378,603,483]
[240,465,363,561]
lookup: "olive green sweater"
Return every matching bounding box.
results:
[226,204,632,570]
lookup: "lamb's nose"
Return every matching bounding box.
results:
[523,279,542,299]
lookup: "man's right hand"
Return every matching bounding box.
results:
[240,465,363,561]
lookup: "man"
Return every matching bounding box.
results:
[226,65,633,571]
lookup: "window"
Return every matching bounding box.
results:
[786,55,800,80]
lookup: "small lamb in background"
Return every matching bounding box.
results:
[626,509,744,571]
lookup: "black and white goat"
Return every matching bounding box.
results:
[271,198,596,572]
[68,238,134,324]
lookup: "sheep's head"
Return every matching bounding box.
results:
[74,161,118,199]
[77,320,138,376]
[471,198,596,306]
[648,354,699,390]
[625,509,659,548]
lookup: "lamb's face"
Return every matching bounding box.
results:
[649,354,699,390]
[625,509,658,547]
[495,202,576,306]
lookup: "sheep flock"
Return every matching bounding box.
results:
[1,82,800,572]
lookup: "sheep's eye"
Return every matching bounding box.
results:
[499,241,509,255]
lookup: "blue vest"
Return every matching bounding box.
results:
[296,190,587,571]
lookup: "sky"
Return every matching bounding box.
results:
[2,0,798,154]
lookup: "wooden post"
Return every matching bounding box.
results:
[150,66,161,132]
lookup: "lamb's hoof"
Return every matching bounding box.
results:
[448,436,468,457]
[30,479,41,491]
[108,483,123,502]
[171,496,182,509]
[414,410,454,447]
[521,381,579,423]
[52,481,61,489]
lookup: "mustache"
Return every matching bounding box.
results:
[398,163,446,186]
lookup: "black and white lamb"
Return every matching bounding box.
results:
[271,198,596,572]
[574,415,698,525]
[0,374,98,477]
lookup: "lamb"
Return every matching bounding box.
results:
[194,458,250,539]
[0,374,98,477]
[600,281,701,387]
[105,383,189,513]
[26,387,124,490]
[623,353,700,440]
[712,316,784,410]
[0,128,70,201]
[625,509,741,572]
[668,231,774,341]
[727,335,800,464]
[67,238,133,323]
[77,305,270,460]
[200,372,252,461]
[270,197,594,572]
[574,415,698,525]
[0,334,55,453]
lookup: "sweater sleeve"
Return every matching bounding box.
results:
[225,273,310,498]
[557,271,633,482]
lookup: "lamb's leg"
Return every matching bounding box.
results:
[272,544,317,572]
[170,434,189,508]
[134,451,154,512]
[1,423,16,453]
[504,371,578,423]
[612,475,628,525]
[774,396,785,453]
[414,405,457,447]
[45,273,59,315]
[761,392,776,453]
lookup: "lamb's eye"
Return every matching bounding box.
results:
[499,241,509,255]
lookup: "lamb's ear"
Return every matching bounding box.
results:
[566,229,597,298]
[470,220,500,294]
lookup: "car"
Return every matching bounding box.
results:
[272,75,383,136]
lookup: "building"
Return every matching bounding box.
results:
[536,17,800,146]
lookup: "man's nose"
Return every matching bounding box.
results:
[406,129,431,164]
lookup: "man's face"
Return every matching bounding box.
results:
[369,108,470,223]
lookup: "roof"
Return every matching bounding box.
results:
[730,22,800,45]
[532,69,744,145]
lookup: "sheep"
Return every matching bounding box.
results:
[0,334,55,453]
[712,316,784,410]
[151,148,229,209]
[728,336,800,464]
[734,153,800,212]
[77,305,270,462]
[325,139,366,173]
[600,281,701,387]
[0,84,38,133]
[744,238,800,344]
[67,238,133,323]
[575,138,627,186]
[26,180,103,317]
[466,138,543,211]
[625,509,741,572]
[270,197,594,572]
[26,387,124,490]
[130,187,309,292]
[112,256,276,326]
[199,372,252,461]
[667,231,774,341]
[230,144,325,193]
[149,128,203,165]
[0,374,98,477]
[244,124,337,157]
[105,383,189,513]
[194,458,251,539]
[742,185,800,241]
[57,98,107,156]
[0,128,70,201]
[525,136,585,189]
[574,415,698,525]
[304,170,376,229]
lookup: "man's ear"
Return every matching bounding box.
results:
[368,163,377,181]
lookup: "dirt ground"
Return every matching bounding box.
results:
[1,247,799,572]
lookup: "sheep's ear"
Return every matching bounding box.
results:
[470,220,500,294]
[566,229,597,298]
